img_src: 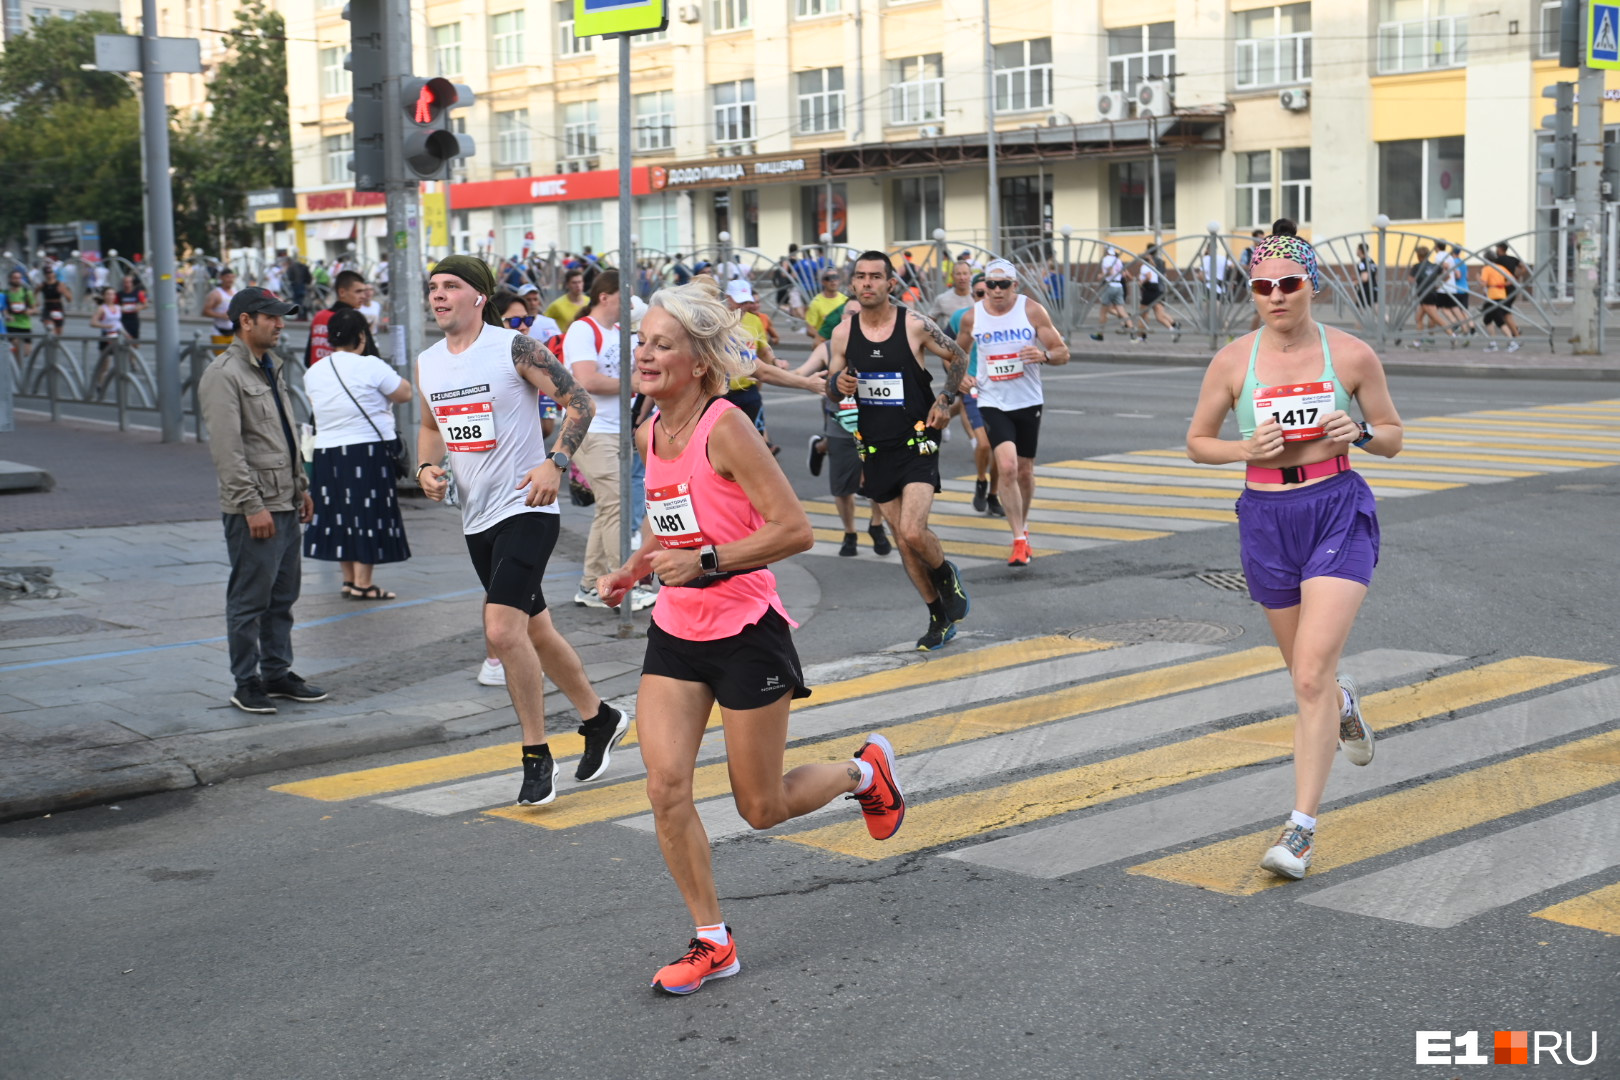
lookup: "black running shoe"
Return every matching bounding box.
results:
[518,753,558,805]
[869,524,892,557]
[264,672,328,702]
[939,560,969,623]
[230,678,276,714]
[838,532,858,557]
[807,435,825,477]
[576,705,630,782]
[972,478,989,513]
[985,494,1006,518]
[916,613,957,652]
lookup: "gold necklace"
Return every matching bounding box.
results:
[657,398,704,446]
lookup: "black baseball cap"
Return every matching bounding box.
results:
[227,286,298,322]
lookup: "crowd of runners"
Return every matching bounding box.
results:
[202,220,1400,996]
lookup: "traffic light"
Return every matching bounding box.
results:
[343,0,387,192]
[1540,81,1576,202]
[400,77,476,180]
[1604,141,1620,202]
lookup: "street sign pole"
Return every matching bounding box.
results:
[382,0,425,440]
[1576,0,1619,353]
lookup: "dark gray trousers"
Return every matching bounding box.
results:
[223,511,302,687]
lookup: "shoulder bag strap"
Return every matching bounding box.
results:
[329,354,390,445]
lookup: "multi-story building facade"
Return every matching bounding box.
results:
[281,0,1587,265]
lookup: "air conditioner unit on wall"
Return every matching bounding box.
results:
[677,4,700,22]
[511,164,531,178]
[1096,90,1128,122]
[1279,87,1310,111]
[917,124,942,138]
[1135,78,1171,118]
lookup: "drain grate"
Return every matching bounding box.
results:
[1197,570,1249,591]
[0,614,121,641]
[1072,619,1244,645]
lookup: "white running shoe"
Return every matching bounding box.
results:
[477,658,506,686]
[1259,822,1314,880]
[629,585,658,612]
[1506,340,1522,353]
[574,587,609,609]
[1337,673,1374,766]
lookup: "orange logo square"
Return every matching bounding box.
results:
[1495,1030,1529,1065]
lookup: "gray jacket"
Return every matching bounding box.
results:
[198,340,308,515]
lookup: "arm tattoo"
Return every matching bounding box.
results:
[512,333,594,457]
[910,312,968,396]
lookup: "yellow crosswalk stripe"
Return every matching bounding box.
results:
[1460,413,1620,433]
[801,501,1169,542]
[1129,728,1620,896]
[1402,435,1620,455]
[1119,449,1537,477]
[934,489,1235,522]
[1532,882,1620,936]
[810,526,1059,559]
[1036,477,1242,499]
[783,657,1606,860]
[272,634,1111,802]
[1393,444,1620,467]
[485,646,1288,831]
[1043,460,1255,480]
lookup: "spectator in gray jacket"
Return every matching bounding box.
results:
[198,287,327,714]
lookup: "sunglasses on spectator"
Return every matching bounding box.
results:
[505,315,536,328]
[1249,275,1311,298]
[984,279,1015,290]
[972,290,986,299]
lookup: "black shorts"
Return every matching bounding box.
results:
[980,404,1043,458]
[1139,282,1163,308]
[1483,304,1510,327]
[859,441,941,505]
[1427,293,1457,310]
[465,511,559,616]
[644,607,811,710]
[724,386,762,425]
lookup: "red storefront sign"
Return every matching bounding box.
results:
[450,168,656,210]
[303,190,387,213]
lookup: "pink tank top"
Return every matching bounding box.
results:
[645,398,794,641]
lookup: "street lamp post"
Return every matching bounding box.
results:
[1205,221,1221,352]
[983,0,999,255]
[1373,213,1390,350]
[1059,224,1073,335]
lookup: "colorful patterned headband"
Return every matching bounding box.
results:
[1249,234,1319,291]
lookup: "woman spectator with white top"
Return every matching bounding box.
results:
[89,287,125,397]
[302,308,415,600]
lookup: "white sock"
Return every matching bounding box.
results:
[1340,686,1353,715]
[852,758,875,794]
[1289,810,1317,832]
[696,922,729,946]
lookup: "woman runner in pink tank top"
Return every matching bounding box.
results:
[597,280,908,997]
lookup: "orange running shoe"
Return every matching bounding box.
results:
[651,934,741,995]
[1007,537,1031,567]
[848,732,905,840]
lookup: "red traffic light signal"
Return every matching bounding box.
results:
[399,76,476,179]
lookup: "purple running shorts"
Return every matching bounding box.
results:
[1235,470,1380,610]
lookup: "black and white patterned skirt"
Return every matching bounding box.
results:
[303,440,412,565]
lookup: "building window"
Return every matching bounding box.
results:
[741,188,760,247]
[634,90,674,151]
[449,116,469,183]
[711,0,748,32]
[889,54,944,125]
[1280,147,1311,224]
[1539,0,1565,58]
[993,38,1053,113]
[324,131,353,184]
[636,23,669,43]
[797,0,838,16]
[1379,136,1464,221]
[1234,4,1311,89]
[497,207,534,258]
[1377,0,1466,74]
[1236,151,1273,230]
[637,194,681,253]
[1106,22,1175,93]
[802,182,848,243]
[894,175,942,240]
[492,10,525,69]
[495,109,530,166]
[1108,158,1175,231]
[320,46,344,98]
[797,67,845,135]
[557,1,593,55]
[564,101,599,159]
[712,79,755,144]
[566,201,604,254]
[431,23,461,77]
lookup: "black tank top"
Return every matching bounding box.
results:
[847,305,933,446]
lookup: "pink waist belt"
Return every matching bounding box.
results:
[1245,454,1351,486]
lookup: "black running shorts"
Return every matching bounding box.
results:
[980,404,1043,458]
[858,442,941,505]
[644,607,811,711]
[465,511,559,616]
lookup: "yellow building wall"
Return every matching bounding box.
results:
[790,20,846,65]
[1370,71,1467,141]
[879,6,945,58]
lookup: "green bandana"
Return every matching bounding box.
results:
[431,255,501,325]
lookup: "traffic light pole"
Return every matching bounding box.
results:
[616,32,634,639]
[382,0,426,445]
[1573,56,1604,354]
[141,0,183,443]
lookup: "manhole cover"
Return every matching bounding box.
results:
[1072,619,1244,645]
[1197,570,1249,591]
[0,614,120,641]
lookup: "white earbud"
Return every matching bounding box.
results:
[475,296,484,307]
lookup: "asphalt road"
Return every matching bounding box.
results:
[4,359,1617,1080]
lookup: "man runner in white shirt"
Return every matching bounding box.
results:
[413,255,629,806]
[955,259,1071,567]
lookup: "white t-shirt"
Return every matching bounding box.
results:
[264,266,284,293]
[304,350,403,448]
[1101,254,1125,283]
[357,300,383,332]
[1139,262,1161,286]
[208,286,237,332]
[528,313,562,342]
[563,315,621,434]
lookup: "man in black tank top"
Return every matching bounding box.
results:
[826,251,973,651]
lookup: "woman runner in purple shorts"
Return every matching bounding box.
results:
[1185,231,1405,882]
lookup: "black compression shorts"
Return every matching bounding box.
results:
[465,512,559,616]
[644,607,811,710]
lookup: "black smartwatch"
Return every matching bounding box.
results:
[939,391,958,406]
[1352,422,1374,448]
[547,451,570,472]
[699,544,720,574]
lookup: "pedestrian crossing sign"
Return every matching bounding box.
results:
[1589,3,1620,67]
[574,0,666,37]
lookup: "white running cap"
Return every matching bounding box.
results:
[984,258,1018,281]
[724,279,755,303]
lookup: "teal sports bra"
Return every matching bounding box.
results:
[1236,322,1352,438]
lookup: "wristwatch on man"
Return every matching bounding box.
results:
[547,451,570,472]
[938,391,958,406]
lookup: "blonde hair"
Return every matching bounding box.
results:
[648,279,755,398]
